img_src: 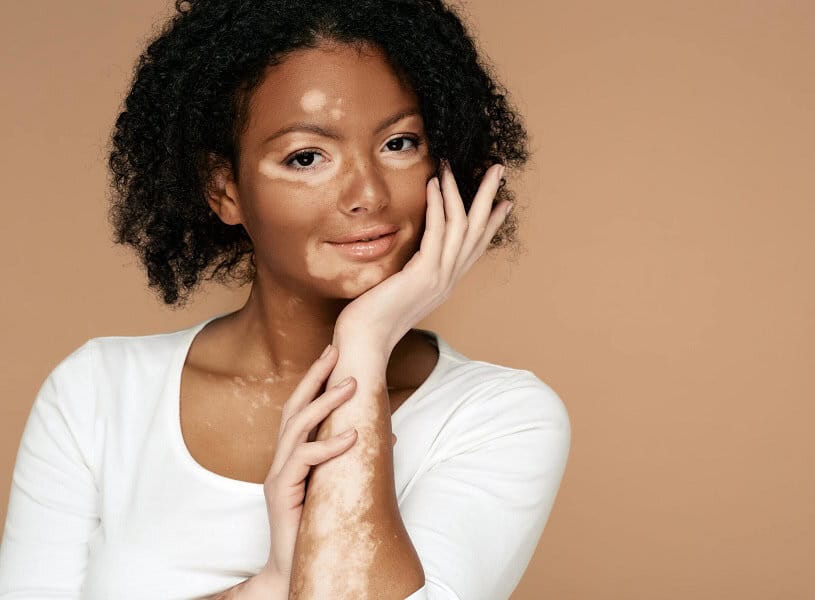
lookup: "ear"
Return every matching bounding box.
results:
[203,153,243,226]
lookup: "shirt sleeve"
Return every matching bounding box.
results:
[0,340,100,598]
[398,376,572,600]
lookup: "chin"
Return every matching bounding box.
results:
[335,265,391,297]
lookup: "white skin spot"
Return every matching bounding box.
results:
[303,219,416,296]
[328,95,345,121]
[304,394,385,598]
[300,88,327,113]
[258,388,274,407]
[228,375,284,411]
[257,152,334,186]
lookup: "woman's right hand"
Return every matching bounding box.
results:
[257,343,360,590]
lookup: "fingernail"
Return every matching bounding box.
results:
[336,376,353,387]
[320,344,332,358]
[498,165,506,179]
[506,202,514,215]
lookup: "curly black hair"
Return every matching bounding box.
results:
[106,0,530,308]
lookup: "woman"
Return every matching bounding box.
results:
[0,1,571,598]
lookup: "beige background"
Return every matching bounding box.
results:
[2,1,813,598]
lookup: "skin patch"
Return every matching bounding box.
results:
[329,96,345,121]
[300,88,327,113]
[385,151,425,171]
[293,387,386,599]
[257,153,334,187]
[305,219,418,297]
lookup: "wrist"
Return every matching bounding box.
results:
[243,569,289,600]
[333,319,399,355]
[332,330,393,360]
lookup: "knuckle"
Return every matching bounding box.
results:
[291,442,308,462]
[279,416,293,437]
[287,412,305,432]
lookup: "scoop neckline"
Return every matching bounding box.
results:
[168,311,450,494]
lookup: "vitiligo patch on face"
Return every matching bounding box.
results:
[300,88,327,113]
[257,154,334,186]
[305,221,417,297]
[306,239,389,295]
[330,95,345,121]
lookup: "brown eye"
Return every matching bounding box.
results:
[284,150,326,171]
[385,135,422,152]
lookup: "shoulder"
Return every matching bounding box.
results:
[440,358,571,442]
[36,323,192,415]
[431,333,570,425]
[414,337,572,465]
[85,325,189,372]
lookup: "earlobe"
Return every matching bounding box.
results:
[205,161,243,226]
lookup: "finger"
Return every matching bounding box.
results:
[438,160,469,278]
[280,345,337,428]
[273,429,358,491]
[454,163,507,274]
[416,175,446,268]
[272,377,356,474]
[460,197,513,275]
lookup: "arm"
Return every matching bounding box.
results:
[202,569,288,599]
[0,342,99,597]
[0,341,292,600]
[394,375,571,599]
[288,338,425,599]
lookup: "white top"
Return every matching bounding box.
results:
[0,312,571,600]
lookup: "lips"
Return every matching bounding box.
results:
[327,230,398,260]
[327,224,400,244]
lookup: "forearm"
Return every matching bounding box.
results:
[203,570,289,599]
[288,338,425,599]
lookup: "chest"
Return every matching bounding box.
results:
[179,368,416,485]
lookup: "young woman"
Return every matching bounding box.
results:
[0,1,571,598]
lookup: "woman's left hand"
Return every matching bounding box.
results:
[334,160,511,355]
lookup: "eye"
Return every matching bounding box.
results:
[285,150,326,171]
[283,135,423,172]
[384,134,423,153]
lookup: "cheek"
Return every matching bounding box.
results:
[305,243,391,296]
[257,155,334,188]
[303,220,421,298]
[389,151,427,172]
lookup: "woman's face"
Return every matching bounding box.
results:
[223,40,437,299]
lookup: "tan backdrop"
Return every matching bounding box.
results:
[1,1,813,598]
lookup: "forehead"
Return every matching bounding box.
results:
[246,42,420,134]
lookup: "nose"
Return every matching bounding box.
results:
[338,161,390,214]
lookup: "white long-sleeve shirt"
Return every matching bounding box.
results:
[0,312,571,600]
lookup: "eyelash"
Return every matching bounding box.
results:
[284,135,424,171]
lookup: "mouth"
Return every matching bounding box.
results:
[327,224,400,245]
[334,232,390,243]
[326,231,398,260]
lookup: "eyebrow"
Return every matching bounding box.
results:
[262,108,421,144]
